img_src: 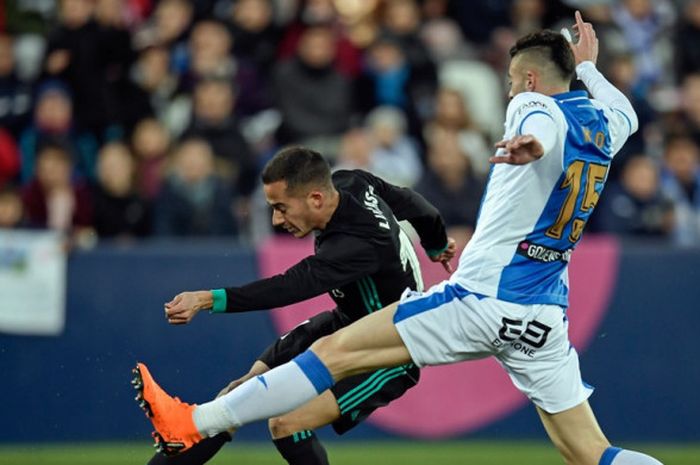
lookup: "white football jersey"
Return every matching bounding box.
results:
[452,89,635,307]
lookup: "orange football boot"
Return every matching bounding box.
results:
[132,362,203,455]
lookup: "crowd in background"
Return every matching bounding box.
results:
[0,0,699,248]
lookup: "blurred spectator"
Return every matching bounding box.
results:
[187,18,271,116]
[334,127,375,172]
[131,118,171,201]
[593,156,673,238]
[365,106,422,187]
[94,0,135,77]
[676,0,700,80]
[43,0,129,138]
[21,142,93,233]
[185,19,236,84]
[133,0,193,74]
[18,81,98,183]
[4,0,56,35]
[509,0,547,37]
[154,138,237,236]
[382,0,437,85]
[449,0,510,44]
[273,26,352,149]
[679,73,700,146]
[604,53,657,179]
[423,87,491,177]
[0,33,33,138]
[217,0,281,73]
[420,1,476,65]
[0,185,26,229]
[278,0,362,77]
[123,45,191,137]
[356,35,434,140]
[414,133,484,249]
[184,77,257,197]
[611,0,676,86]
[660,136,700,246]
[92,142,151,238]
[0,128,21,185]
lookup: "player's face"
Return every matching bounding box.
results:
[264,180,317,238]
[507,57,529,99]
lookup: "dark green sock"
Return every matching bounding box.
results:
[146,432,232,465]
[273,430,329,465]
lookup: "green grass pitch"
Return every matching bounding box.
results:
[1,441,698,465]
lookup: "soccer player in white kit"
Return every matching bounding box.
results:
[134,12,662,465]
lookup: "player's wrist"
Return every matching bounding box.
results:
[426,242,449,259]
[575,61,596,79]
[209,289,227,313]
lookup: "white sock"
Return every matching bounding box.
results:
[193,351,334,436]
[192,400,232,438]
[601,447,663,465]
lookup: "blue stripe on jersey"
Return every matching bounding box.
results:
[517,110,555,135]
[393,283,483,324]
[497,91,613,307]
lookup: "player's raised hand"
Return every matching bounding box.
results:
[568,10,598,66]
[429,237,457,273]
[490,135,544,165]
[164,291,210,325]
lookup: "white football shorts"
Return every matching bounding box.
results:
[393,280,593,414]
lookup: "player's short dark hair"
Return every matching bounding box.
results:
[261,146,332,194]
[509,30,575,82]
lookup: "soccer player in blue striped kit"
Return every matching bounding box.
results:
[134,12,663,465]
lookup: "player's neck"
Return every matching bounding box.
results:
[534,83,570,96]
[316,189,340,230]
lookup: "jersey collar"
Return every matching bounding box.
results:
[552,90,588,102]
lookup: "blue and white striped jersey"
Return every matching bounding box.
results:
[452,66,636,307]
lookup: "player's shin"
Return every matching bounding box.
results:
[273,430,330,465]
[193,351,335,436]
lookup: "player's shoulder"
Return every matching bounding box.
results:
[507,92,558,115]
[332,169,370,184]
[506,92,562,127]
[332,169,380,194]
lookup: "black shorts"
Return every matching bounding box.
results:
[258,309,419,435]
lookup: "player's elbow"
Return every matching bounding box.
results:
[627,109,639,135]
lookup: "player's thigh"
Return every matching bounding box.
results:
[393,281,501,367]
[537,401,610,465]
[310,301,412,379]
[268,390,341,439]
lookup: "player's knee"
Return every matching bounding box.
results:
[554,438,609,465]
[309,333,344,362]
[268,416,299,439]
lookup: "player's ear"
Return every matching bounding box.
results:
[526,70,536,92]
[308,190,324,209]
